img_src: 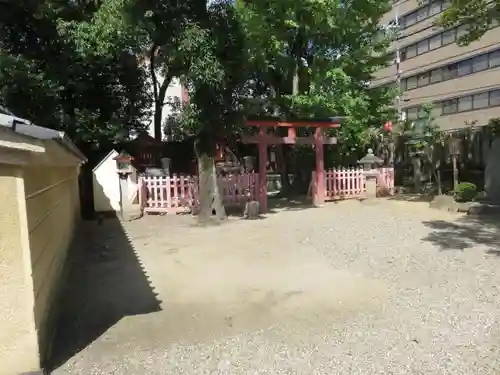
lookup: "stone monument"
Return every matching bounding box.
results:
[358,148,384,199]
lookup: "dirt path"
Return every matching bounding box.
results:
[51,200,500,374]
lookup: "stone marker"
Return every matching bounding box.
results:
[429,195,457,212]
[244,200,260,219]
[358,148,383,200]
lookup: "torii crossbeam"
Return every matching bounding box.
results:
[242,117,343,212]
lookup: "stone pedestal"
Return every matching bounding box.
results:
[364,170,379,199]
[118,174,135,220]
[244,200,260,219]
[366,178,377,198]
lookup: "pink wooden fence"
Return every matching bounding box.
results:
[309,167,395,201]
[217,173,259,206]
[139,173,259,214]
[324,168,366,200]
[139,168,395,215]
[139,175,196,214]
[376,167,395,196]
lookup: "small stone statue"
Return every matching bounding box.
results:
[244,200,260,219]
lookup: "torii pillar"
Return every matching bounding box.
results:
[242,117,343,212]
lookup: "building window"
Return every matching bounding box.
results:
[429,35,442,50]
[442,29,456,45]
[489,50,500,68]
[417,6,429,22]
[439,89,500,117]
[458,95,473,111]
[417,40,429,54]
[407,107,418,120]
[401,49,500,92]
[457,60,472,76]
[405,12,418,27]
[399,19,499,60]
[490,90,500,106]
[418,72,430,87]
[442,99,458,114]
[472,54,489,72]
[473,92,489,109]
[400,1,447,29]
[430,1,443,15]
[406,45,417,59]
[406,76,418,90]
[430,68,442,83]
[442,63,458,80]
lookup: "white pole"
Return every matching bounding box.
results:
[394,4,402,122]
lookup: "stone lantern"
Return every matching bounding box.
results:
[114,150,133,175]
[358,148,384,199]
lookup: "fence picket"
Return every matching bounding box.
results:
[173,174,179,208]
[152,177,157,207]
[309,167,394,201]
[139,168,393,215]
[139,172,259,215]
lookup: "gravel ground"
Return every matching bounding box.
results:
[52,199,500,375]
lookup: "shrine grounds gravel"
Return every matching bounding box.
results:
[51,199,500,374]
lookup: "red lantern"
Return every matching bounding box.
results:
[383,121,393,132]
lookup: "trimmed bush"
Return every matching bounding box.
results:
[454,182,477,202]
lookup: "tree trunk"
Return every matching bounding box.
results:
[196,148,226,223]
[435,169,442,195]
[149,43,172,141]
[153,78,171,141]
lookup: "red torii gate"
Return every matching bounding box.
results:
[242,117,343,212]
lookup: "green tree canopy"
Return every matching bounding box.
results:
[0,0,151,146]
[439,0,500,44]
[236,0,396,162]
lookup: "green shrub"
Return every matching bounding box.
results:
[454,182,477,202]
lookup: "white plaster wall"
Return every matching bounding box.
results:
[92,151,139,212]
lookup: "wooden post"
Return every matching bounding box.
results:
[314,127,325,206]
[258,127,268,212]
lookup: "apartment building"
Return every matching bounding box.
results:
[373,0,500,132]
